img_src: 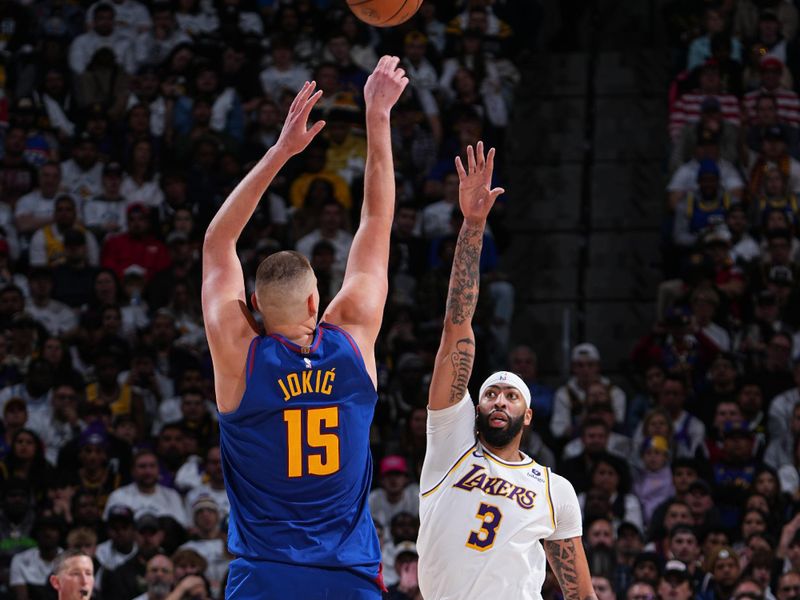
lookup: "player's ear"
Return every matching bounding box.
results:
[524,407,533,426]
[307,290,318,318]
[250,291,260,312]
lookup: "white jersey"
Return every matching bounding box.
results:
[418,394,583,600]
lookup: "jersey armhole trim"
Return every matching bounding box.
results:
[246,336,261,383]
[544,467,556,529]
[421,442,477,498]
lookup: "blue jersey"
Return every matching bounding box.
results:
[218,322,381,578]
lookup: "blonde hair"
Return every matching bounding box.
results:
[254,251,316,322]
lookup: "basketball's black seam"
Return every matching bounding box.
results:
[381,0,409,25]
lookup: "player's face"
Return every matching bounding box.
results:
[51,556,94,600]
[476,385,531,448]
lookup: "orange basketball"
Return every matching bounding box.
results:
[347,0,423,27]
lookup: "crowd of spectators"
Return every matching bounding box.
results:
[0,0,537,598]
[558,3,800,600]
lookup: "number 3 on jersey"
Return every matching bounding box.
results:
[466,503,503,551]
[284,407,340,478]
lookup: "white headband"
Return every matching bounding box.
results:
[479,371,532,408]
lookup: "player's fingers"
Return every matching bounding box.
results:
[476,141,485,171]
[308,120,326,138]
[467,145,476,173]
[387,55,401,72]
[489,187,505,201]
[455,156,466,180]
[301,89,324,119]
[486,147,496,176]
[290,82,309,114]
[395,68,406,80]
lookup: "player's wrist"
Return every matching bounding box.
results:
[463,216,487,229]
[365,108,391,123]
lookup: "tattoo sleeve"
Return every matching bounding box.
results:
[440,222,483,404]
[543,538,596,600]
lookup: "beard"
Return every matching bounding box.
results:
[149,582,172,599]
[476,409,525,448]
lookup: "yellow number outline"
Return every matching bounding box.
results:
[465,502,503,552]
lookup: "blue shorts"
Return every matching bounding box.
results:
[225,558,385,599]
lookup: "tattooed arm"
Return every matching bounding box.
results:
[428,142,504,411]
[543,537,598,600]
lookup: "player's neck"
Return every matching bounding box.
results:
[479,436,525,463]
[268,319,317,348]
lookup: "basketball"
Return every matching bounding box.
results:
[347,0,423,28]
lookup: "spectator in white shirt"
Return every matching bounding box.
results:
[83,161,128,242]
[727,204,761,265]
[104,449,189,526]
[25,268,78,337]
[69,3,136,74]
[96,505,138,572]
[60,134,103,205]
[134,3,191,71]
[29,195,100,267]
[420,172,459,239]
[368,455,420,532]
[9,513,64,599]
[179,446,230,517]
[295,200,354,284]
[179,496,229,596]
[121,140,163,209]
[86,0,152,39]
[126,65,168,138]
[26,380,82,465]
[259,36,311,103]
[15,161,62,240]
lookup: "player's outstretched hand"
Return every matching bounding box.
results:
[364,55,409,115]
[455,141,505,223]
[275,81,326,157]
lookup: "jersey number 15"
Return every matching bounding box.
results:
[284,407,340,478]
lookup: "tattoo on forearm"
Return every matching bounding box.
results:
[446,225,483,325]
[543,539,583,600]
[448,338,475,404]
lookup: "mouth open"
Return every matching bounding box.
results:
[489,411,509,427]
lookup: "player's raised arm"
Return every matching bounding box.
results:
[323,56,408,384]
[202,81,325,411]
[428,142,504,411]
[543,537,598,600]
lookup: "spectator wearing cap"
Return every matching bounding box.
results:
[659,559,695,600]
[25,268,78,337]
[60,134,104,204]
[745,56,800,127]
[9,512,64,599]
[669,62,741,142]
[50,229,102,309]
[101,203,171,282]
[550,343,626,442]
[83,161,129,241]
[29,192,101,267]
[687,7,744,71]
[668,127,743,212]
[670,97,740,173]
[14,162,63,240]
[368,455,419,534]
[96,506,138,574]
[68,3,136,74]
[745,94,800,161]
[747,126,800,197]
[634,436,675,526]
[102,514,166,598]
[699,546,741,600]
[712,421,761,526]
[179,497,229,597]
